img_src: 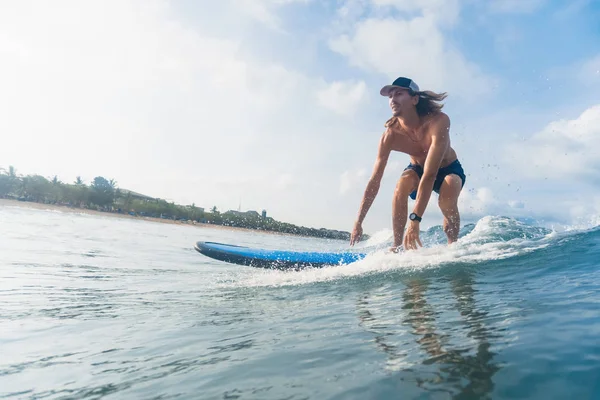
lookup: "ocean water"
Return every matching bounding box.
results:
[1,204,599,400]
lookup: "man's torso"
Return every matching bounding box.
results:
[385,113,457,168]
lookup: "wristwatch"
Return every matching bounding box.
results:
[409,212,422,222]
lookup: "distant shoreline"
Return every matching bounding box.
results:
[0,168,355,241]
[0,199,294,237]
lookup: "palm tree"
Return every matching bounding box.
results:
[0,166,19,198]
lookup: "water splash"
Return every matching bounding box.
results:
[225,215,563,288]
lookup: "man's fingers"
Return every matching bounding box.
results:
[402,232,422,251]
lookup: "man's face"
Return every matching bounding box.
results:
[388,88,414,117]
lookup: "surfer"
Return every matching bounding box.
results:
[350,77,466,251]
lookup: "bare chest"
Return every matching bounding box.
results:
[389,130,432,159]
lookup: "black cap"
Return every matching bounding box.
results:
[380,77,420,96]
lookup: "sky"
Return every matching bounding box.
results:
[1,0,599,234]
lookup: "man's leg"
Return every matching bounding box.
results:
[392,170,420,247]
[438,174,463,243]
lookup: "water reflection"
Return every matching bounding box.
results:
[357,270,501,399]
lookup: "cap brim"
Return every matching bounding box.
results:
[380,85,407,96]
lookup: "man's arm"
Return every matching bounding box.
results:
[355,132,392,225]
[411,114,451,218]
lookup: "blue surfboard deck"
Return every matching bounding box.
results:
[194,241,367,269]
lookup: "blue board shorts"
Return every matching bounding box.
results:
[404,159,466,200]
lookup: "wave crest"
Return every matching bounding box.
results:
[222,215,600,288]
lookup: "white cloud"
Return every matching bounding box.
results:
[328,2,494,99]
[234,0,311,31]
[508,200,525,209]
[453,187,533,223]
[371,0,460,25]
[276,173,294,189]
[506,104,600,182]
[0,0,416,233]
[568,196,600,228]
[340,168,368,195]
[0,2,267,177]
[459,187,498,215]
[386,160,402,174]
[0,0,355,227]
[316,80,368,116]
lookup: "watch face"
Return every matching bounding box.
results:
[410,213,416,220]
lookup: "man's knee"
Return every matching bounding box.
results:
[438,196,458,212]
[438,194,459,222]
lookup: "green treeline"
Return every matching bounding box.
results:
[0,166,356,240]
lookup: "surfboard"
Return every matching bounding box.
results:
[194,241,367,269]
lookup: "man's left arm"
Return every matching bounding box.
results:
[411,114,451,218]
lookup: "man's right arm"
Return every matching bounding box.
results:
[355,132,392,226]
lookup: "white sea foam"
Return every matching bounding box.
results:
[359,228,393,248]
[225,215,564,288]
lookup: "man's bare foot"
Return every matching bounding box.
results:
[388,245,403,253]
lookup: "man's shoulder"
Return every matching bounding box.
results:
[426,111,450,125]
[425,112,450,134]
[378,124,397,152]
[384,116,398,130]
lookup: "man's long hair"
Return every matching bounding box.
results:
[385,90,447,128]
[412,89,447,116]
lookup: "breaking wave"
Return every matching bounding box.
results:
[222,215,599,288]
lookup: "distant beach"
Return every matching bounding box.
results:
[0,199,278,236]
[0,168,353,241]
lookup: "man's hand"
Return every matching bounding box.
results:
[403,221,423,250]
[350,221,363,246]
